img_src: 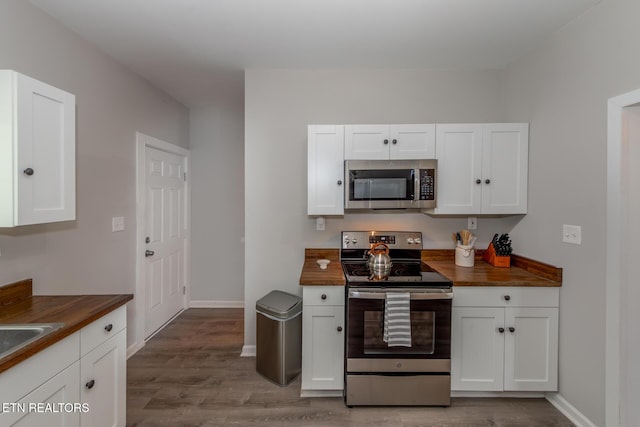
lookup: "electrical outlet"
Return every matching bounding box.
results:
[467,217,477,230]
[316,216,325,231]
[112,216,125,232]
[562,224,582,245]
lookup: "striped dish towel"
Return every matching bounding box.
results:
[383,292,412,347]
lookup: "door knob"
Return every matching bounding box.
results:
[498,327,505,333]
[23,168,34,176]
[145,250,155,257]
[337,326,343,332]
[85,379,95,390]
[508,327,515,333]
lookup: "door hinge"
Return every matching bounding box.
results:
[182,286,186,295]
[183,172,187,182]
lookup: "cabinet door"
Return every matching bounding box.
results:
[2,361,80,427]
[389,124,435,159]
[344,125,390,160]
[301,304,345,391]
[16,72,76,225]
[451,306,504,391]
[80,330,126,427]
[308,125,345,215]
[504,307,558,391]
[481,124,528,214]
[432,124,483,214]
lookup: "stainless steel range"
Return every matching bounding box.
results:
[341,231,453,407]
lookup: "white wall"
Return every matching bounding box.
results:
[244,68,524,349]
[0,0,189,348]
[190,96,245,305]
[502,0,640,425]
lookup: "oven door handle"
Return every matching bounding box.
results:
[348,290,453,300]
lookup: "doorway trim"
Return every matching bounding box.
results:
[606,88,640,427]
[132,132,191,356]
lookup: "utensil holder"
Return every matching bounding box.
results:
[482,243,511,268]
[455,245,475,267]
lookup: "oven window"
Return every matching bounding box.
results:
[363,310,435,355]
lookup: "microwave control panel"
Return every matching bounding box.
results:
[419,169,435,201]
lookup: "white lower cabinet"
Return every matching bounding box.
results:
[301,286,345,395]
[451,287,559,392]
[3,361,81,427]
[0,306,127,427]
[80,330,126,427]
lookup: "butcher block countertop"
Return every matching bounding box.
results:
[421,250,562,287]
[0,279,133,374]
[300,248,561,287]
[299,249,345,286]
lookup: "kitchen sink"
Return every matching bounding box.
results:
[0,323,65,360]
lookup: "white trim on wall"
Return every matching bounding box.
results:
[190,300,244,308]
[606,88,640,427]
[135,132,192,351]
[546,393,598,427]
[240,345,256,357]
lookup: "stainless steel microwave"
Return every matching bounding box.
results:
[344,159,437,210]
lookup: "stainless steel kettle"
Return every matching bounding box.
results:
[367,243,392,280]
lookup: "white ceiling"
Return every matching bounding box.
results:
[30,0,601,107]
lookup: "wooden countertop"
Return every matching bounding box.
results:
[299,249,345,286]
[422,250,562,287]
[0,279,133,374]
[299,248,562,288]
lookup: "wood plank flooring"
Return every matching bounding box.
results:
[126,308,574,426]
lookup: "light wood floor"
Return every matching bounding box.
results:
[126,308,574,426]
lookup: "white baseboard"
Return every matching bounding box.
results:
[545,392,597,427]
[127,341,145,359]
[452,391,544,398]
[241,345,256,357]
[189,300,244,308]
[301,390,343,398]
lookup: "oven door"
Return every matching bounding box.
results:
[346,288,452,362]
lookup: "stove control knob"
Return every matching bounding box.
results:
[343,235,350,245]
[407,238,414,244]
[414,237,421,244]
[351,238,357,244]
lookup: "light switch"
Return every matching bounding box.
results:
[562,224,581,245]
[112,216,125,232]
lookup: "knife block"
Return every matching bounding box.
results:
[483,242,511,268]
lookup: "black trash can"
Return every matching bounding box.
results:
[255,290,302,386]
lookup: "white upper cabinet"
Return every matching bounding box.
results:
[481,124,529,214]
[0,70,76,227]
[432,124,484,214]
[308,125,345,215]
[429,123,528,215]
[345,124,435,160]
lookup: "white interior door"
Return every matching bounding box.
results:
[144,145,187,338]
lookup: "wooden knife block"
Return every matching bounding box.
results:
[483,242,511,268]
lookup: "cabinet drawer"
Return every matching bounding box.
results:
[0,332,79,404]
[303,286,344,306]
[453,287,559,308]
[81,305,126,356]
